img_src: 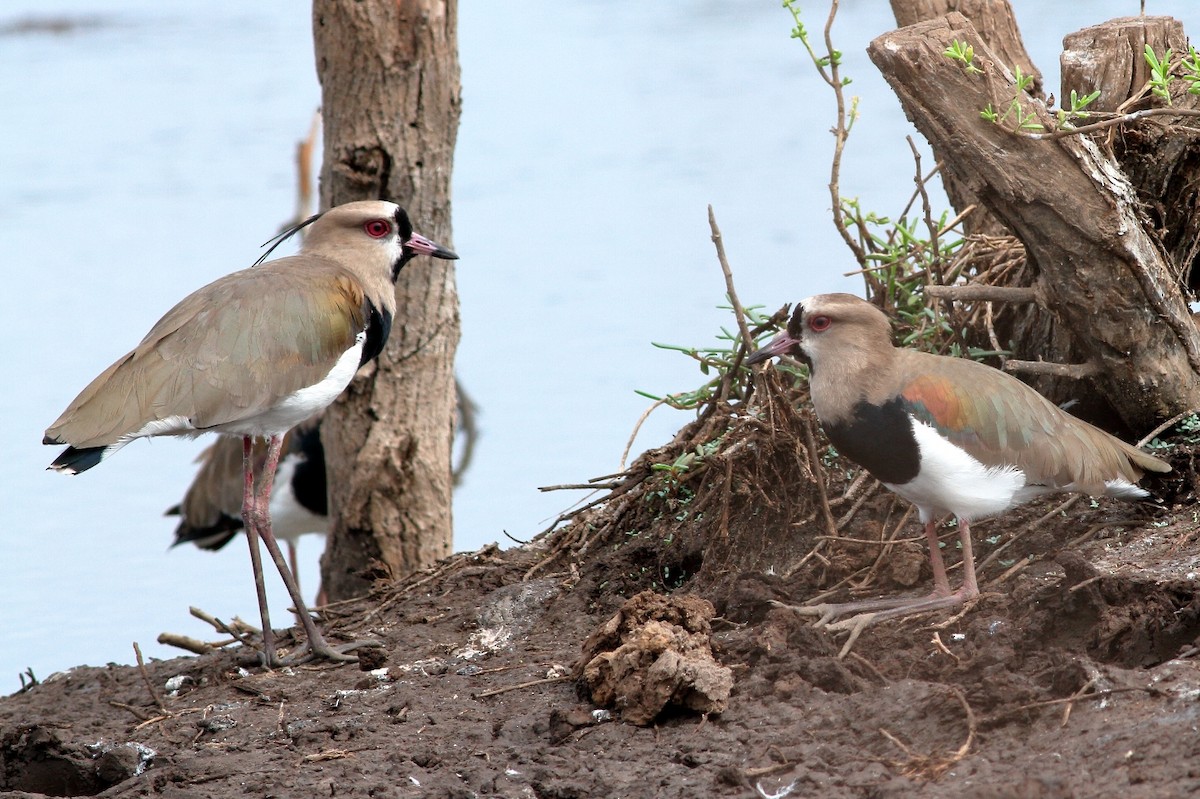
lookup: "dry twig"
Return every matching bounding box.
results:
[977,496,1080,578]
[925,284,1038,303]
[879,685,976,780]
[133,642,169,715]
[802,415,837,539]
[988,686,1162,723]
[1136,407,1200,448]
[473,674,572,699]
[620,398,669,471]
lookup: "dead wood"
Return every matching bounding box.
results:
[1062,17,1200,294]
[314,0,461,601]
[890,0,1039,237]
[891,0,1040,94]
[523,368,926,613]
[1061,16,1187,114]
[868,12,1200,432]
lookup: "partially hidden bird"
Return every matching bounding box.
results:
[746,293,1170,636]
[44,200,458,666]
[169,374,477,607]
[167,422,329,604]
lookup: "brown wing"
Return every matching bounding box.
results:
[45,257,365,449]
[169,436,250,543]
[897,350,1169,494]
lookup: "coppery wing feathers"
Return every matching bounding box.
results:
[897,350,1168,494]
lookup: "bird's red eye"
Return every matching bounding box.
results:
[363,219,391,238]
[808,315,832,332]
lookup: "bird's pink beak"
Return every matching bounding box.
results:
[405,233,459,260]
[746,331,800,365]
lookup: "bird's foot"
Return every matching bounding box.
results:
[284,636,384,666]
[765,603,881,658]
[768,600,842,627]
[242,626,383,668]
[824,613,878,659]
[772,589,976,659]
[928,593,987,630]
[770,594,938,628]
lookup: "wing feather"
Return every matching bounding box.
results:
[45,257,366,447]
[897,350,1167,495]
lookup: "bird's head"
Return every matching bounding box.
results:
[746,293,893,375]
[256,200,459,282]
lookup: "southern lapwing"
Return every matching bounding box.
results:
[44,200,458,665]
[747,293,1170,635]
[168,423,328,599]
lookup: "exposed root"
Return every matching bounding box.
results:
[520,369,836,596]
[879,686,976,781]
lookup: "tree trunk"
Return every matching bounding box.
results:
[867,12,1200,431]
[312,0,461,601]
[1061,16,1186,113]
[885,4,1200,431]
[1062,17,1200,293]
[887,0,1086,417]
[890,0,1038,237]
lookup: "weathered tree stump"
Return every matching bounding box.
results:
[868,11,1200,431]
[890,0,1038,237]
[891,0,1040,92]
[1061,16,1186,113]
[1063,17,1200,293]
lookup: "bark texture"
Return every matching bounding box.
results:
[1062,17,1200,292]
[890,0,1038,237]
[888,1,1066,405]
[313,0,461,601]
[868,12,1200,430]
[1061,16,1186,113]
[890,0,1040,92]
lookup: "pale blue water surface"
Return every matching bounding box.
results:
[2,1,1193,693]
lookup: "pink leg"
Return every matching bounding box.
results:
[955,519,980,599]
[254,434,362,663]
[283,538,306,620]
[923,519,953,597]
[287,541,300,596]
[241,436,277,666]
[792,517,980,629]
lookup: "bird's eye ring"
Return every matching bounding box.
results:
[363,220,391,238]
[808,315,832,332]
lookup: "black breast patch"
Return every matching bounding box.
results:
[289,426,328,516]
[822,397,921,484]
[359,301,394,368]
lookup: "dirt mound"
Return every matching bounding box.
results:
[576,591,733,725]
[4,386,1199,797]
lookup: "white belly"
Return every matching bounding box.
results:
[269,457,330,545]
[885,418,1026,523]
[218,338,363,437]
[130,337,364,441]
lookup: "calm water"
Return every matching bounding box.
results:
[2,0,1193,693]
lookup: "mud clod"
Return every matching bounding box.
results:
[575,591,733,725]
[0,725,151,797]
